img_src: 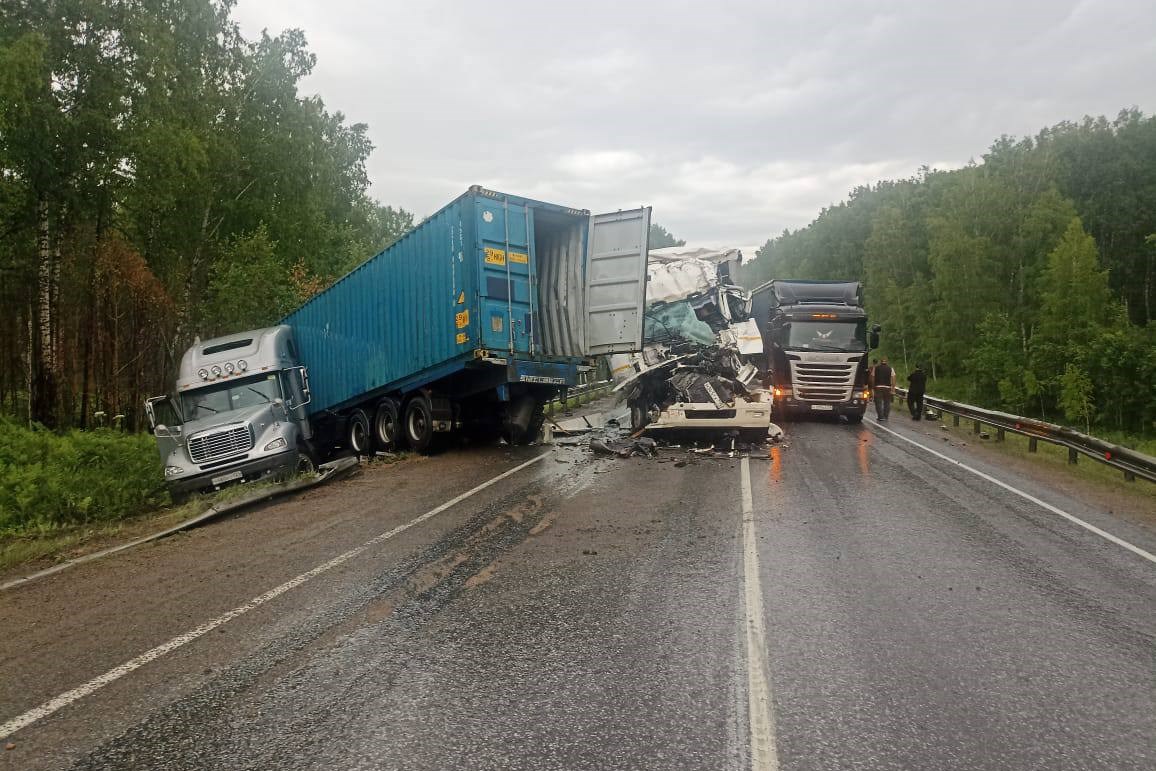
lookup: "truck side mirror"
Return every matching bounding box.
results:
[869,324,881,350]
[295,366,312,408]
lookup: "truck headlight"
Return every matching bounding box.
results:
[264,437,287,451]
[210,364,222,378]
[164,465,184,477]
[237,359,248,371]
[197,368,209,380]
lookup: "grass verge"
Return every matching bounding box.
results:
[0,479,290,575]
[927,412,1156,506]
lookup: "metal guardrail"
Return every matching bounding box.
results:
[896,388,1156,484]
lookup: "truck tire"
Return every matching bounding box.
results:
[503,399,545,445]
[404,396,436,454]
[347,408,372,456]
[629,402,649,431]
[374,398,403,450]
[296,449,318,476]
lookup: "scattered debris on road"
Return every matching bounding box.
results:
[590,436,658,458]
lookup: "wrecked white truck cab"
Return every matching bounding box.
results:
[610,247,775,440]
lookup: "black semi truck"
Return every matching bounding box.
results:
[750,280,879,423]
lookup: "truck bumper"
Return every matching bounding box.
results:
[167,449,300,497]
[645,399,773,437]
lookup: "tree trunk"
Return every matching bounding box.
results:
[173,203,212,352]
[32,197,59,428]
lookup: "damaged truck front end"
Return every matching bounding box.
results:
[610,247,775,441]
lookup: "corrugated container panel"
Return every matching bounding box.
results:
[284,194,478,415]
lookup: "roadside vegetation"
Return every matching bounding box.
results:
[0,416,167,569]
[0,1,413,433]
[0,415,332,572]
[0,416,166,536]
[740,110,1156,445]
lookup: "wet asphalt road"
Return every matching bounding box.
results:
[1,416,1154,770]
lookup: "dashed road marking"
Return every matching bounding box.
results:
[872,420,1155,565]
[741,457,781,771]
[0,452,552,740]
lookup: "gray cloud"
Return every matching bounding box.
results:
[233,0,1156,246]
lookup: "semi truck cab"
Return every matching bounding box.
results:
[145,326,314,498]
[752,280,880,423]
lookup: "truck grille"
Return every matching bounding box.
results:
[188,424,253,464]
[790,357,860,401]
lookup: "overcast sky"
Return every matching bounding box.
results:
[232,0,1155,252]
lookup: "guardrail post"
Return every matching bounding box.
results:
[1028,437,1037,453]
[973,420,981,434]
[996,428,1005,442]
[1068,447,1078,465]
[952,415,960,427]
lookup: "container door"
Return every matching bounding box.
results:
[584,207,651,355]
[476,198,532,354]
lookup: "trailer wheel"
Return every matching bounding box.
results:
[374,398,403,450]
[502,397,545,445]
[347,408,372,456]
[404,396,436,454]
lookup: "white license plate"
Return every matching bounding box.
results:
[810,404,834,411]
[211,470,243,486]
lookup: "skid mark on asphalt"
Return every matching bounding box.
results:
[0,452,552,742]
[61,459,598,769]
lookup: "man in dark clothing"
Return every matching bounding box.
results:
[907,364,927,420]
[870,358,895,421]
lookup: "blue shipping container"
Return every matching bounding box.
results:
[283,187,650,417]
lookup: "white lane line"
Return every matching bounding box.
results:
[741,457,781,771]
[0,452,552,740]
[871,420,1156,565]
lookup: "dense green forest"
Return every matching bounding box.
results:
[0,0,412,430]
[739,110,1156,435]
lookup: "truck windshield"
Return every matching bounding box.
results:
[181,373,282,419]
[785,320,867,351]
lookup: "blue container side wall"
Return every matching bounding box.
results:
[283,188,591,416]
[285,196,478,415]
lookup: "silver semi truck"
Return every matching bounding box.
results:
[145,187,651,497]
[145,326,315,498]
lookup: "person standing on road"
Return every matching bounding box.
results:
[870,357,895,421]
[907,363,927,420]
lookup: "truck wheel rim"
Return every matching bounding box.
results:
[377,412,397,444]
[408,409,427,441]
[351,420,368,452]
